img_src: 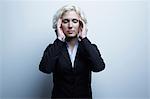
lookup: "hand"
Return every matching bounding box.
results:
[57,18,66,41]
[78,19,88,39]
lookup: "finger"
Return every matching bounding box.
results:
[78,27,82,34]
[57,18,62,28]
[80,19,87,29]
[79,19,83,27]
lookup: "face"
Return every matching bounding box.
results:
[61,11,80,38]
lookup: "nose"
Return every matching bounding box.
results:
[68,21,73,29]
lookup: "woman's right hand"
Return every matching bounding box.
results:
[57,19,66,42]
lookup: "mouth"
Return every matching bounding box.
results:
[68,32,73,34]
[67,30,74,34]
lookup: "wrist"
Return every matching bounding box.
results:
[78,35,86,41]
[79,35,86,39]
[58,36,65,42]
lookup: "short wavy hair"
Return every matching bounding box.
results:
[52,4,87,30]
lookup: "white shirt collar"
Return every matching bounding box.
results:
[66,41,79,67]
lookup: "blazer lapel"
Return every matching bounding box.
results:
[61,42,83,69]
[74,42,82,68]
[61,45,72,66]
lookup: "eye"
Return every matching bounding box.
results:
[62,19,69,24]
[72,19,79,23]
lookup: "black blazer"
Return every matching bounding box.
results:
[39,37,105,98]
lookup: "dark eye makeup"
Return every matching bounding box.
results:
[72,19,79,23]
[62,19,79,24]
[62,19,69,23]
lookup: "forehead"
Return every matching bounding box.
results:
[62,11,79,19]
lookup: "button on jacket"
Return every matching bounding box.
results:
[39,37,105,99]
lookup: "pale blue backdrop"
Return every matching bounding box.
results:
[0,0,149,99]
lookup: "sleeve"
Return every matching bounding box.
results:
[80,37,105,72]
[39,38,66,74]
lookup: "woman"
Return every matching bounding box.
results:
[39,4,105,99]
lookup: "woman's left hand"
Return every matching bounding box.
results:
[78,19,88,39]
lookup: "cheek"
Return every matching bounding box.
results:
[75,24,80,29]
[61,25,68,31]
[76,25,80,32]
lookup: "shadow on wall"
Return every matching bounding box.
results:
[38,73,53,99]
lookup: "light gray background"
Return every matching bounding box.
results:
[0,0,149,99]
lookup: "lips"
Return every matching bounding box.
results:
[67,30,74,34]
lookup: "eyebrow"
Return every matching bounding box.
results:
[62,18,78,20]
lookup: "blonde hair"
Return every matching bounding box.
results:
[52,4,87,30]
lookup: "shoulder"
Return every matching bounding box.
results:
[43,43,53,53]
[92,44,98,47]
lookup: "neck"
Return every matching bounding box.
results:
[66,37,78,48]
